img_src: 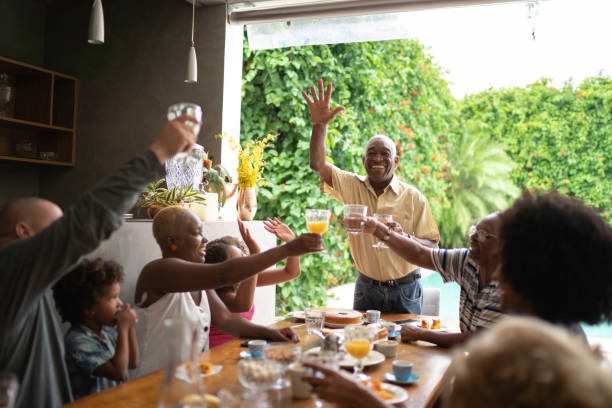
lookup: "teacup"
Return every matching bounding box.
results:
[384,322,398,335]
[374,340,398,358]
[288,362,311,399]
[392,360,413,381]
[365,310,381,324]
[248,339,267,359]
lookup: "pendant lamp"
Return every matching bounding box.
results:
[88,0,104,44]
[185,0,198,83]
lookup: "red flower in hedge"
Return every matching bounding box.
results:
[562,179,569,184]
[403,86,407,91]
[441,163,447,170]
[411,90,417,96]
[370,107,374,112]
[531,151,536,156]
[440,136,444,142]
[380,129,386,134]
[560,150,565,155]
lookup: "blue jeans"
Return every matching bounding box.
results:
[353,274,423,314]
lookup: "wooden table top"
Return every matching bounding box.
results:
[64,313,454,408]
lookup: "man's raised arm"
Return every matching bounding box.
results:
[302,78,344,187]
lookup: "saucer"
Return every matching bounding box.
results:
[239,350,263,359]
[384,372,419,385]
[387,331,401,338]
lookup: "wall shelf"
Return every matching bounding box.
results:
[0,56,78,166]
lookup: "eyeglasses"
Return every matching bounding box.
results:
[469,225,497,240]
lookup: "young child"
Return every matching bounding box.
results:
[205,218,302,347]
[53,258,139,399]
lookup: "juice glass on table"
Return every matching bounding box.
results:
[344,325,374,379]
[305,209,331,250]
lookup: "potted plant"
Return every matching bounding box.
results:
[202,159,237,209]
[137,178,207,218]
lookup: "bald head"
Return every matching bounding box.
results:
[365,134,397,155]
[0,198,63,245]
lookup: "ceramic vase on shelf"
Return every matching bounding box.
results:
[237,186,257,221]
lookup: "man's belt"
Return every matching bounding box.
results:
[358,270,421,287]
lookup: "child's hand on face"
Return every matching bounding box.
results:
[117,304,138,330]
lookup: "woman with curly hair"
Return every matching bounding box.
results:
[53,258,139,399]
[497,191,612,333]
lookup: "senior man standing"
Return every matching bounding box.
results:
[303,79,439,313]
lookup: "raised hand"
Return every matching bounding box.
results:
[237,219,261,254]
[263,217,296,243]
[302,78,345,126]
[284,233,324,256]
[150,115,199,163]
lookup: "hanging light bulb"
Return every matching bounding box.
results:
[88,0,104,44]
[185,0,198,83]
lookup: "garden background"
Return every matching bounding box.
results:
[239,34,612,328]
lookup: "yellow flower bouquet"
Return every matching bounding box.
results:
[217,133,276,188]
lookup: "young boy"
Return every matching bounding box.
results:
[53,258,139,399]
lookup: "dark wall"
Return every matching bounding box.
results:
[39,0,227,209]
[0,0,46,203]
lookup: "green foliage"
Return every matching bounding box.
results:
[203,164,233,207]
[459,77,612,224]
[136,179,206,208]
[439,129,519,247]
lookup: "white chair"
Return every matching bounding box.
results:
[422,287,441,316]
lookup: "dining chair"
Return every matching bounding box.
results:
[422,287,441,316]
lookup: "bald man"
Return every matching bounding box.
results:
[303,79,439,314]
[0,116,197,408]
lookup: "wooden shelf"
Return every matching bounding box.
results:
[0,56,78,167]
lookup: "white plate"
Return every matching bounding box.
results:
[379,383,409,404]
[287,311,305,321]
[201,364,222,377]
[410,321,447,331]
[305,347,385,368]
[325,321,355,329]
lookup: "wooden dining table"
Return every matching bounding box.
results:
[64,313,455,408]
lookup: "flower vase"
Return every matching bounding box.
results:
[237,186,257,221]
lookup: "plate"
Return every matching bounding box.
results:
[201,364,222,377]
[378,383,409,404]
[383,372,419,385]
[305,347,385,368]
[410,321,447,331]
[239,350,263,359]
[325,321,355,329]
[287,311,305,321]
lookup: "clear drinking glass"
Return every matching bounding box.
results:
[343,204,368,234]
[344,325,374,379]
[372,213,393,248]
[157,319,206,408]
[304,309,325,335]
[167,102,202,136]
[0,372,19,408]
[305,209,331,251]
[302,351,340,408]
[237,358,283,408]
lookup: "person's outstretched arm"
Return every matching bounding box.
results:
[0,116,197,335]
[207,289,299,342]
[256,217,301,286]
[400,324,472,348]
[364,217,435,270]
[302,78,345,187]
[137,233,322,298]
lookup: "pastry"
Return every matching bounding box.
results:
[324,309,363,325]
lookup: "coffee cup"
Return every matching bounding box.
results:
[384,322,398,334]
[374,340,398,358]
[392,360,413,381]
[248,339,267,359]
[365,310,381,324]
[288,362,311,399]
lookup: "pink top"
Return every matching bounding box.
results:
[208,304,255,348]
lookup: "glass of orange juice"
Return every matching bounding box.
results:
[344,325,374,378]
[305,209,331,250]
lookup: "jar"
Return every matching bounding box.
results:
[0,72,17,117]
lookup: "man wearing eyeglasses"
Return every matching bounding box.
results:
[363,212,504,347]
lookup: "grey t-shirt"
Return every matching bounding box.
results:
[0,150,164,408]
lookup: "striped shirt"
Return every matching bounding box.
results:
[430,248,503,333]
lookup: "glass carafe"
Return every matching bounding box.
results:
[157,319,206,408]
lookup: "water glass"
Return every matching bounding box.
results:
[167,102,202,137]
[305,309,325,335]
[372,213,393,248]
[0,372,19,408]
[343,204,368,234]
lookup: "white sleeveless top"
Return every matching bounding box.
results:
[137,291,211,376]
